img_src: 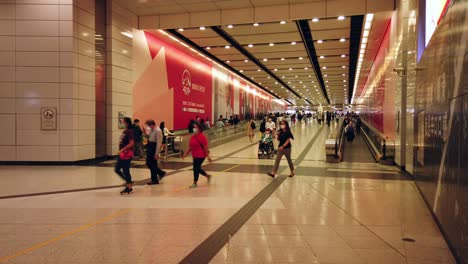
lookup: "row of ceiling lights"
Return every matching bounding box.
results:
[177,16,348,105]
[224,54,347,63]
[205,38,347,50]
[177,15,346,32]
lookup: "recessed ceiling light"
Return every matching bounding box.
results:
[244,59,248,62]
[253,23,259,27]
[325,80,328,83]
[257,69,261,71]
[281,58,285,61]
[288,81,291,84]
[226,60,230,63]
[291,41,297,45]
[299,81,303,83]
[274,68,278,71]
[317,40,323,43]
[299,57,303,60]
[206,47,211,50]
[225,45,230,49]
[308,75,312,77]
[342,65,346,68]
[304,67,308,70]
[320,56,325,59]
[227,24,234,28]
[295,75,298,77]
[324,74,328,77]
[269,43,275,46]
[248,44,253,48]
[322,66,327,69]
[280,21,287,24]
[339,38,346,42]
[289,68,293,70]
[312,18,319,22]
[200,26,206,30]
[263,58,268,61]
[342,73,346,76]
[178,28,184,32]
[341,54,346,58]
[338,16,345,20]
[343,80,347,82]
[239,70,243,72]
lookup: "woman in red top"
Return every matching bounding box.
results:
[182,122,212,188]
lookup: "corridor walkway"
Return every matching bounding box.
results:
[0,121,454,264]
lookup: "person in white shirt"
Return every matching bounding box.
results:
[204,117,211,129]
[265,117,276,131]
[216,119,225,128]
[145,119,166,185]
[159,121,174,154]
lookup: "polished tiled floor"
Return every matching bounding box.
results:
[0,121,455,264]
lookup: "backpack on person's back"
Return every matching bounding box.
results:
[250,121,256,130]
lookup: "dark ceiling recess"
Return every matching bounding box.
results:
[211,26,302,103]
[296,20,330,105]
[166,29,282,101]
[348,15,364,103]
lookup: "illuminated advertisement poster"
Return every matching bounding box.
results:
[425,0,451,46]
[134,31,282,130]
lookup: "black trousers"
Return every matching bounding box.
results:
[193,157,207,182]
[146,142,165,183]
[115,157,132,184]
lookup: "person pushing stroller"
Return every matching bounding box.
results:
[258,128,274,158]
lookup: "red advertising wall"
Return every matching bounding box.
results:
[134,31,283,130]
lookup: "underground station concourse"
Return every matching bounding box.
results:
[0,0,466,263]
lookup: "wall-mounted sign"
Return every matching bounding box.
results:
[118,111,127,129]
[40,107,57,130]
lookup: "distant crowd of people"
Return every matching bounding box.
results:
[343,112,362,143]
[115,110,361,194]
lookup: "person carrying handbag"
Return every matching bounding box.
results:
[182,122,212,188]
[115,117,135,194]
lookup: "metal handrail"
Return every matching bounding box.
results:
[359,119,395,164]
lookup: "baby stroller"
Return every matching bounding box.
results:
[258,140,274,159]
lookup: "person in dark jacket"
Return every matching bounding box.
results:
[188,119,195,133]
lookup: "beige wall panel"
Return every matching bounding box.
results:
[0,4,15,19]
[15,0,58,4]
[17,146,59,161]
[59,130,78,145]
[78,99,95,115]
[0,51,14,66]
[78,114,94,130]
[75,0,95,14]
[0,114,15,145]
[0,82,15,98]
[0,146,16,161]
[0,36,15,51]
[0,66,15,82]
[16,20,59,36]
[17,130,59,145]
[16,67,60,82]
[59,36,74,51]
[16,98,58,114]
[16,51,60,67]
[15,4,59,20]
[59,114,78,129]
[59,4,73,20]
[0,20,15,36]
[77,8,94,29]
[59,98,77,114]
[16,114,41,130]
[16,37,59,51]
[78,84,94,100]
[16,82,60,98]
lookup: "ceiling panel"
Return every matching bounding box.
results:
[161,13,385,106]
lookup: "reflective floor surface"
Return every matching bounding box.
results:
[0,121,455,264]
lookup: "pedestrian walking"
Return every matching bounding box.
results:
[115,117,135,195]
[182,122,212,188]
[268,120,295,178]
[145,119,166,185]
